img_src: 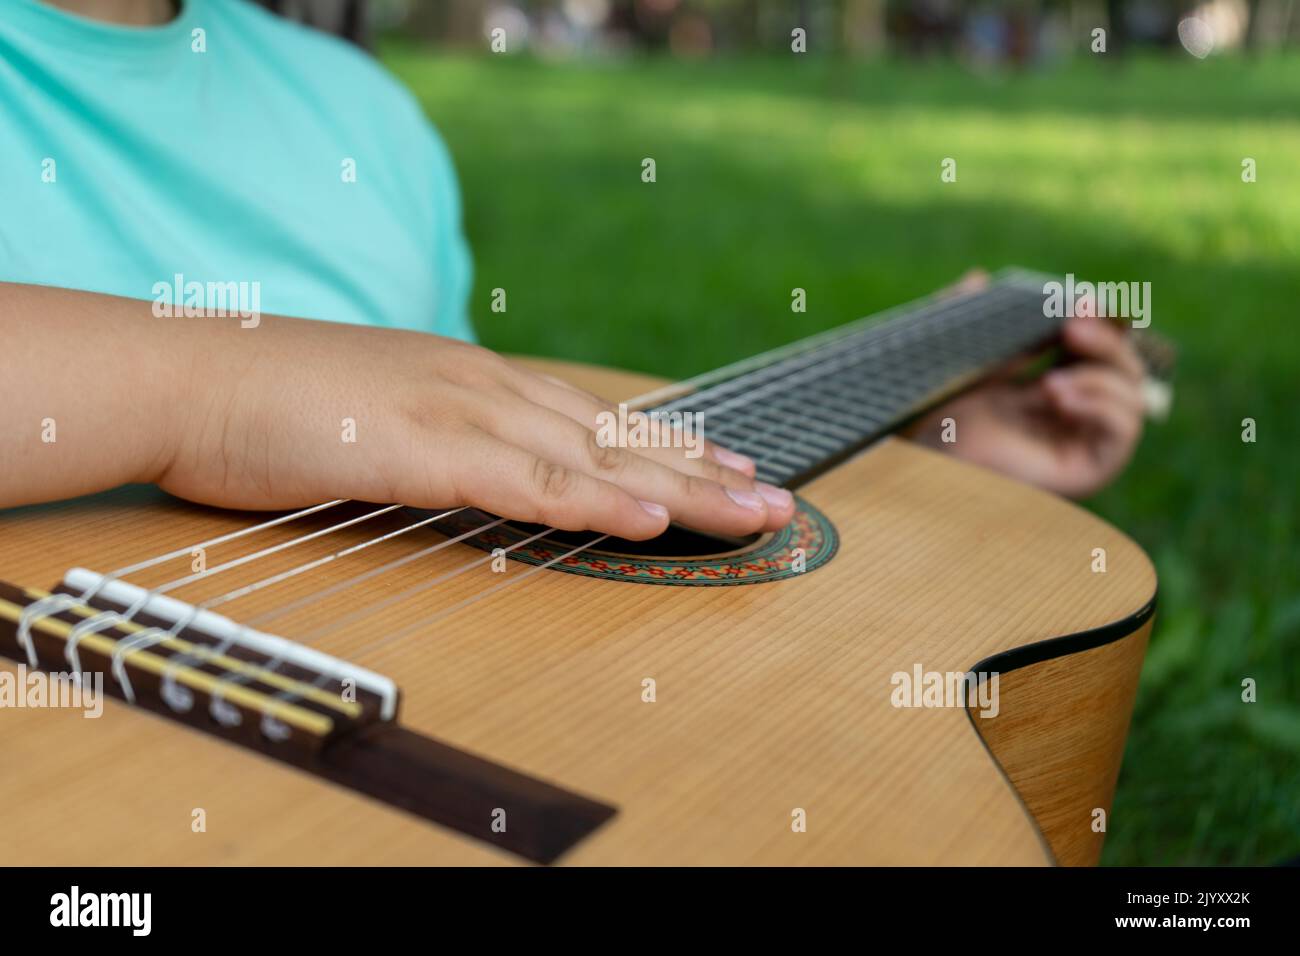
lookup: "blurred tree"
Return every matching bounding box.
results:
[403,0,483,45]
[843,0,887,56]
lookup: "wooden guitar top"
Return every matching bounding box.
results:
[0,358,1155,865]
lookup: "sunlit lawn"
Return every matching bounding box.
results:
[384,45,1300,865]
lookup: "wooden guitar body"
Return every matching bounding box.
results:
[0,358,1155,866]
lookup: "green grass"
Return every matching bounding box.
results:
[382,47,1300,866]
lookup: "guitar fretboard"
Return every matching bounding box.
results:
[653,272,1061,487]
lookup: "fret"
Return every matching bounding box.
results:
[752,447,803,473]
[652,273,1062,489]
[654,281,1030,419]
[795,386,885,428]
[773,408,863,444]
[723,437,830,471]
[756,446,802,469]
[761,447,822,475]
[770,423,841,454]
[740,438,822,483]
[721,430,820,468]
[752,459,812,487]
[712,409,843,456]
[743,439,816,470]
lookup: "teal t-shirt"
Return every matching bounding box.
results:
[0,0,475,340]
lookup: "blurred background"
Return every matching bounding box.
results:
[268,0,1298,866]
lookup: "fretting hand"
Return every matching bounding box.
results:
[909,271,1146,498]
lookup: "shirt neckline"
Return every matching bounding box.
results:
[10,0,200,58]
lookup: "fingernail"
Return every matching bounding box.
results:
[756,482,794,511]
[714,446,756,473]
[725,487,765,511]
[639,500,668,520]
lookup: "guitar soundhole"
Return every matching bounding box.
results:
[507,523,761,559]
[429,499,839,587]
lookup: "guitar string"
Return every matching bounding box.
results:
[58,502,405,676]
[728,295,1055,473]
[13,499,347,667]
[630,267,1046,411]
[242,517,506,628]
[108,509,504,707]
[40,278,1047,716]
[652,282,1023,418]
[294,286,1058,656]
[329,533,610,665]
[699,292,992,446]
[105,280,1008,605]
[139,309,964,694]
[74,272,1040,587]
[677,285,1035,474]
[75,276,1017,595]
[143,509,501,717]
[298,300,1024,649]
[289,525,542,642]
[129,283,1027,688]
[211,287,1048,711]
[334,278,1100,701]
[199,282,1023,632]
[104,500,349,580]
[180,507,467,615]
[256,287,1038,698]
[116,505,468,703]
[212,523,565,717]
[232,281,1058,718]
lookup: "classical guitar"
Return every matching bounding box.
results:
[0,270,1171,866]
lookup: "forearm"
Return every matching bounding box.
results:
[0,282,794,540]
[0,282,196,507]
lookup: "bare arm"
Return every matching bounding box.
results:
[1,282,190,505]
[0,283,795,537]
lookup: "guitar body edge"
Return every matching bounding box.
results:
[0,357,1158,865]
[525,358,1160,866]
[969,612,1153,866]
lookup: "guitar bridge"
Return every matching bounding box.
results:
[0,571,615,863]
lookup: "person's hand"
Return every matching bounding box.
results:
[909,271,1145,498]
[160,315,795,540]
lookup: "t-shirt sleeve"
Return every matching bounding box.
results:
[424,122,476,343]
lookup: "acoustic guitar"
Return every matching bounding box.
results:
[0,269,1170,866]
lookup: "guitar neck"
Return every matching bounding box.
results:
[652,270,1170,488]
